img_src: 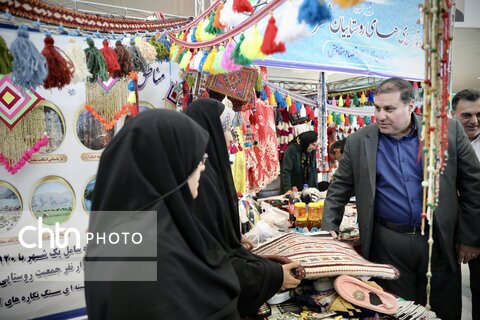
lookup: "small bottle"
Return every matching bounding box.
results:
[294,202,308,229]
[287,187,299,228]
[308,201,324,230]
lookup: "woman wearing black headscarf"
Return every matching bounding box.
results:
[84,109,241,320]
[281,131,318,194]
[185,98,301,317]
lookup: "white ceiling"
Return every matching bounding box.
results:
[45,0,480,92]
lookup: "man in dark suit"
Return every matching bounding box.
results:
[322,78,480,319]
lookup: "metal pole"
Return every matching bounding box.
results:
[318,72,329,182]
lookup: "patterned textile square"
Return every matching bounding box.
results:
[253,233,399,280]
[0,76,43,129]
[164,82,179,110]
[205,67,257,104]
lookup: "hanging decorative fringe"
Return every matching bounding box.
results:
[276,0,309,43]
[136,37,157,64]
[213,2,226,28]
[233,0,254,13]
[221,41,241,72]
[170,43,179,61]
[128,39,148,73]
[127,71,138,115]
[0,102,47,174]
[195,21,204,41]
[220,0,244,27]
[149,37,168,62]
[360,91,366,105]
[331,96,337,107]
[274,91,286,108]
[240,25,266,60]
[285,95,292,108]
[158,34,171,61]
[298,0,332,27]
[205,12,224,35]
[176,49,187,64]
[65,37,91,83]
[84,38,108,83]
[41,35,74,90]
[192,50,205,71]
[332,0,363,8]
[353,94,359,107]
[100,39,121,76]
[231,34,252,66]
[269,91,276,106]
[213,46,227,74]
[261,16,286,55]
[203,48,218,74]
[368,90,375,104]
[200,18,216,41]
[179,50,193,70]
[114,40,135,78]
[338,95,344,107]
[10,26,47,90]
[198,50,209,72]
[345,95,351,107]
[85,77,129,131]
[255,73,263,91]
[0,36,13,75]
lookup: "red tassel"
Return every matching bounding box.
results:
[370,115,375,123]
[101,40,121,76]
[345,95,351,107]
[264,85,271,98]
[130,103,138,116]
[357,116,364,127]
[41,36,74,89]
[289,102,297,114]
[233,0,254,13]
[344,114,350,126]
[261,16,286,55]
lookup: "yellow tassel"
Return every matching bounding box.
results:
[196,21,204,41]
[285,95,292,107]
[338,95,344,107]
[179,51,192,70]
[269,92,277,106]
[179,31,186,41]
[170,43,178,60]
[332,0,363,8]
[199,19,214,41]
[240,25,266,60]
[128,91,136,104]
[360,91,366,105]
[327,113,333,124]
[203,48,217,74]
[340,113,345,124]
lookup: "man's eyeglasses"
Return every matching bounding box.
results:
[201,153,208,165]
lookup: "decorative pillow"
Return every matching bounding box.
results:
[205,67,257,105]
[253,233,399,280]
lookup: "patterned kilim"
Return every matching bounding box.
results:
[205,67,257,104]
[253,233,399,280]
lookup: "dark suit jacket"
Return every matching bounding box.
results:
[322,114,480,270]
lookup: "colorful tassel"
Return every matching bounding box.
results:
[260,89,267,100]
[327,113,333,124]
[128,39,148,73]
[364,115,370,125]
[100,39,121,76]
[255,73,263,91]
[269,91,277,106]
[0,36,13,75]
[285,95,292,107]
[241,25,266,60]
[200,18,216,41]
[149,37,169,61]
[158,34,171,61]
[136,37,157,64]
[360,91,366,105]
[41,35,74,89]
[331,96,337,107]
[332,0,363,8]
[205,12,223,35]
[114,40,135,78]
[344,114,350,126]
[298,0,332,27]
[221,41,241,72]
[193,50,206,71]
[345,95,351,107]
[179,50,193,70]
[353,94,359,107]
[170,43,179,60]
[203,48,217,74]
[177,49,187,64]
[290,101,298,114]
[195,21,204,41]
[213,46,226,74]
[198,50,209,72]
[261,16,286,55]
[84,38,108,82]
[264,85,271,99]
[276,0,309,43]
[10,27,47,90]
[213,2,226,28]
[231,34,252,66]
[368,90,375,104]
[65,37,91,83]
[413,81,419,90]
[338,95,344,107]
[220,0,244,27]
[233,0,254,13]
[274,91,286,108]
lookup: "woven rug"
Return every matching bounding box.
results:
[205,67,257,107]
[253,233,399,280]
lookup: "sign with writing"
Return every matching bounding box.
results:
[256,0,424,80]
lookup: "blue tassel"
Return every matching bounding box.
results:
[298,0,332,27]
[260,89,267,101]
[198,52,208,73]
[296,101,302,112]
[368,90,375,103]
[191,27,197,43]
[274,90,287,108]
[10,26,47,90]
[158,34,171,52]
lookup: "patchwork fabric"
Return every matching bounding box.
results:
[253,233,399,280]
[0,76,43,129]
[205,67,257,104]
[164,82,180,110]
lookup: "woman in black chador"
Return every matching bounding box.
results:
[84,109,241,320]
[185,98,301,317]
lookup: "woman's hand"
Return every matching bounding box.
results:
[241,235,254,251]
[280,261,302,290]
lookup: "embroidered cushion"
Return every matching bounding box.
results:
[253,233,399,280]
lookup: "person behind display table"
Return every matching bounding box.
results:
[329,138,346,162]
[84,109,241,320]
[322,77,480,320]
[451,88,480,320]
[281,130,318,195]
[185,98,301,317]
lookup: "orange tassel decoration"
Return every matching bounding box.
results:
[213,2,226,28]
[261,16,286,55]
[233,0,254,13]
[100,39,121,76]
[41,35,74,89]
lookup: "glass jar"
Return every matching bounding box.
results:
[294,202,308,222]
[308,201,324,228]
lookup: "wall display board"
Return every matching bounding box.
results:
[0,27,180,319]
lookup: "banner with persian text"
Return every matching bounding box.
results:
[256,0,425,80]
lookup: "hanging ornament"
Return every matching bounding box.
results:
[368,90,375,104]
[150,36,168,61]
[331,96,337,107]
[213,2,226,28]
[241,25,266,60]
[360,91,366,105]
[179,50,193,70]
[345,95,351,107]
[203,48,217,74]
[269,91,277,106]
[136,37,157,64]
[206,12,224,35]
[128,39,148,73]
[276,0,309,43]
[231,34,252,66]
[338,95,344,107]
[41,35,74,90]
[113,40,135,78]
[10,26,47,90]
[100,39,121,76]
[221,41,241,72]
[220,0,244,27]
[261,16,286,55]
[285,95,292,108]
[84,38,108,83]
[274,91,286,108]
[353,93,359,107]
[200,18,216,41]
[0,35,13,75]
[233,0,254,13]
[65,37,91,83]
[298,0,332,27]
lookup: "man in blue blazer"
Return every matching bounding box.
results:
[322,78,480,320]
